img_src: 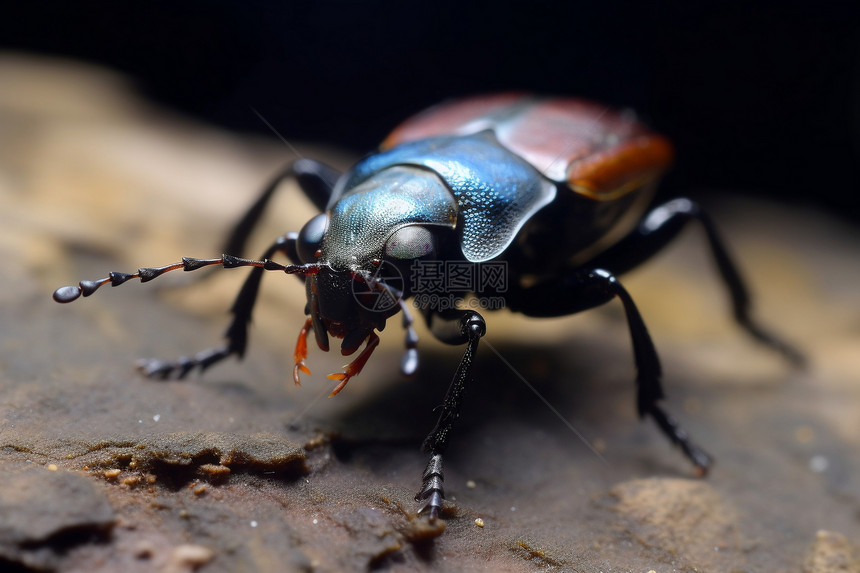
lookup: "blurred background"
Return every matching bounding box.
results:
[2,0,858,220]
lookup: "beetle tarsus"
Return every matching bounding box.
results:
[135,358,173,380]
[136,345,234,380]
[293,317,314,385]
[400,348,419,377]
[645,403,713,474]
[415,454,445,519]
[292,363,309,386]
[736,314,806,368]
[326,332,380,396]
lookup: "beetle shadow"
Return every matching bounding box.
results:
[327,331,646,477]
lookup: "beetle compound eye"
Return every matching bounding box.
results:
[385,226,435,260]
[297,213,329,263]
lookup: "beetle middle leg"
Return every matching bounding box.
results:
[137,234,300,378]
[416,309,486,519]
[507,268,713,473]
[590,197,803,365]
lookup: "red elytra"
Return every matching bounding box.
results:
[381,93,674,201]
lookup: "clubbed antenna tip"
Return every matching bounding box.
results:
[53,285,83,303]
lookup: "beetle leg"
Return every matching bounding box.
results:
[137,234,299,379]
[326,332,380,396]
[364,278,419,376]
[293,317,314,385]
[507,269,712,474]
[590,197,804,365]
[416,310,486,519]
[399,299,420,376]
[223,159,341,257]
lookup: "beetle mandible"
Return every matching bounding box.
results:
[54,93,802,520]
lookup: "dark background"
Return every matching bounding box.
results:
[3,1,859,219]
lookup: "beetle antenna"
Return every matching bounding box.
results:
[53,255,319,303]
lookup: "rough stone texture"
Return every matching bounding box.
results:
[1,54,859,572]
[803,531,860,573]
[0,465,115,570]
[610,478,742,570]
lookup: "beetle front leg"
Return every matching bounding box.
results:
[138,234,299,379]
[591,197,803,365]
[416,310,486,519]
[508,268,712,474]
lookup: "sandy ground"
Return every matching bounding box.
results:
[1,55,858,572]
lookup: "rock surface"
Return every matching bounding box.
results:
[0,465,115,570]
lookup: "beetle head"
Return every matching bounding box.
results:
[295,166,457,356]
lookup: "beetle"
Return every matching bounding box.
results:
[54,93,801,520]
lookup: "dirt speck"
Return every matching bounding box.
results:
[165,544,215,573]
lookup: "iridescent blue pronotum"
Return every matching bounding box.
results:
[54,94,801,520]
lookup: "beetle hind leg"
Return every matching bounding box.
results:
[591,197,804,366]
